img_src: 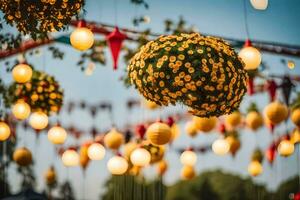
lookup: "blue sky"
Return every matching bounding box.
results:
[1,0,300,199]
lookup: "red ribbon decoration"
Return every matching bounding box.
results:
[265,143,276,165]
[247,76,255,95]
[106,27,127,70]
[266,79,277,102]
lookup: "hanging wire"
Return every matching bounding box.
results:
[243,0,251,39]
[113,0,118,26]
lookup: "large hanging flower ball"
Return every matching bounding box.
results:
[6,70,64,115]
[128,33,248,117]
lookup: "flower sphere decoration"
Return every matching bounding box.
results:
[185,121,198,137]
[128,33,248,117]
[70,25,94,51]
[278,139,294,157]
[104,128,124,150]
[12,63,32,83]
[12,100,31,120]
[248,161,263,177]
[0,122,10,141]
[44,166,56,186]
[29,111,48,130]
[180,150,197,166]
[107,155,128,175]
[250,0,268,10]
[87,143,106,161]
[13,147,32,166]
[181,165,196,180]
[193,116,217,133]
[146,122,172,145]
[6,70,64,115]
[142,141,165,164]
[291,109,300,127]
[264,101,289,125]
[0,0,84,39]
[47,125,67,145]
[130,148,151,167]
[212,138,230,155]
[239,40,262,70]
[62,149,79,167]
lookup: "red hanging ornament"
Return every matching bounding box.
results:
[135,124,146,139]
[247,76,255,95]
[218,123,226,134]
[265,143,276,165]
[166,116,175,127]
[265,79,277,102]
[106,27,127,70]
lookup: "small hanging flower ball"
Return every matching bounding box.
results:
[157,160,168,176]
[128,33,248,117]
[142,141,165,164]
[146,122,172,145]
[248,160,263,177]
[193,116,217,133]
[181,165,196,180]
[104,128,124,150]
[12,63,32,83]
[245,111,264,131]
[70,27,95,51]
[0,122,11,141]
[107,155,128,175]
[291,109,300,127]
[47,125,67,145]
[278,139,294,157]
[44,166,56,186]
[264,101,289,125]
[13,147,32,166]
[12,100,31,120]
[185,121,198,137]
[225,111,242,129]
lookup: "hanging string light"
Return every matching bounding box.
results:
[239,0,262,70]
[180,149,197,167]
[0,121,11,141]
[70,20,95,51]
[29,111,49,130]
[87,143,106,161]
[62,149,80,167]
[212,138,230,155]
[47,125,68,145]
[107,155,128,175]
[12,63,33,83]
[130,148,151,167]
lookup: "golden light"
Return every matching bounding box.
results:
[12,100,31,120]
[29,111,49,130]
[185,121,198,137]
[107,155,128,175]
[146,122,172,145]
[44,166,56,186]
[181,165,196,180]
[47,126,67,145]
[62,149,79,167]
[239,40,261,70]
[130,148,151,167]
[291,129,300,145]
[248,161,263,176]
[212,138,230,155]
[287,60,295,69]
[291,109,300,127]
[87,143,106,161]
[250,0,268,10]
[0,122,11,141]
[278,139,294,157]
[180,150,197,166]
[70,27,94,51]
[12,63,33,83]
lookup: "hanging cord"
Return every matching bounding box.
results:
[2,141,7,196]
[43,46,46,72]
[114,0,118,26]
[243,0,251,39]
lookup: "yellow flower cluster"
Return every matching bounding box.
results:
[128,33,248,117]
[0,0,83,38]
[8,70,64,115]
